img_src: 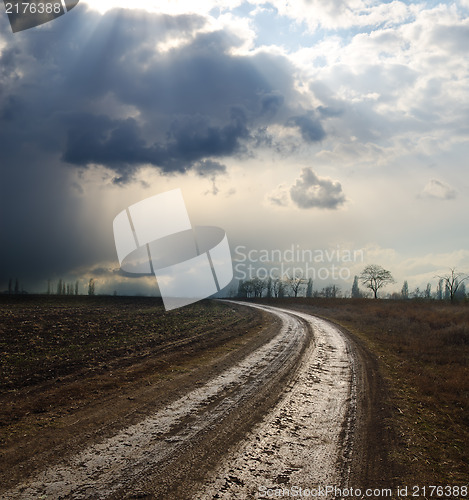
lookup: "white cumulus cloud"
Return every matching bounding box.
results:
[267,168,346,209]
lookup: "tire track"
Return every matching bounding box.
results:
[198,303,356,499]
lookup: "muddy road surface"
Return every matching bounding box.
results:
[2,302,380,499]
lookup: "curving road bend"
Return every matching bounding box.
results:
[199,303,356,498]
[2,302,356,499]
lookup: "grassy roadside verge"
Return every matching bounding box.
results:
[257,297,469,487]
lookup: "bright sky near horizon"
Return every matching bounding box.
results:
[1,0,468,296]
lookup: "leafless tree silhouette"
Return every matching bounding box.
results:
[435,268,469,303]
[360,264,394,299]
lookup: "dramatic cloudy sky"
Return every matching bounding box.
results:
[1,0,468,296]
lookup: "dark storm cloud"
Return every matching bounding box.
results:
[1,6,328,175]
[287,114,326,143]
[62,107,247,179]
[56,26,287,176]
[58,24,324,176]
[260,91,285,117]
[290,168,346,209]
[0,6,329,286]
[193,160,227,177]
[1,7,327,182]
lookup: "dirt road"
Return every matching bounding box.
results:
[2,302,382,499]
[199,304,357,499]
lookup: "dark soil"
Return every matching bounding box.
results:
[0,296,274,492]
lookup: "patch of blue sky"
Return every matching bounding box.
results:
[243,1,420,51]
[396,0,450,6]
[249,6,328,50]
[211,0,456,53]
[209,1,256,18]
[250,15,412,52]
[230,1,258,17]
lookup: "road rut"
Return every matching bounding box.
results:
[199,303,355,498]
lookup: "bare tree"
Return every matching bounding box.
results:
[271,277,281,298]
[287,273,306,298]
[242,279,254,298]
[252,277,267,298]
[278,280,286,298]
[436,268,469,303]
[359,264,394,299]
[321,284,341,298]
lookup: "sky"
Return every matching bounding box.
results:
[1,0,468,297]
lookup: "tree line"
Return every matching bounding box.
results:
[6,278,25,295]
[4,278,96,296]
[46,278,96,296]
[235,266,469,303]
